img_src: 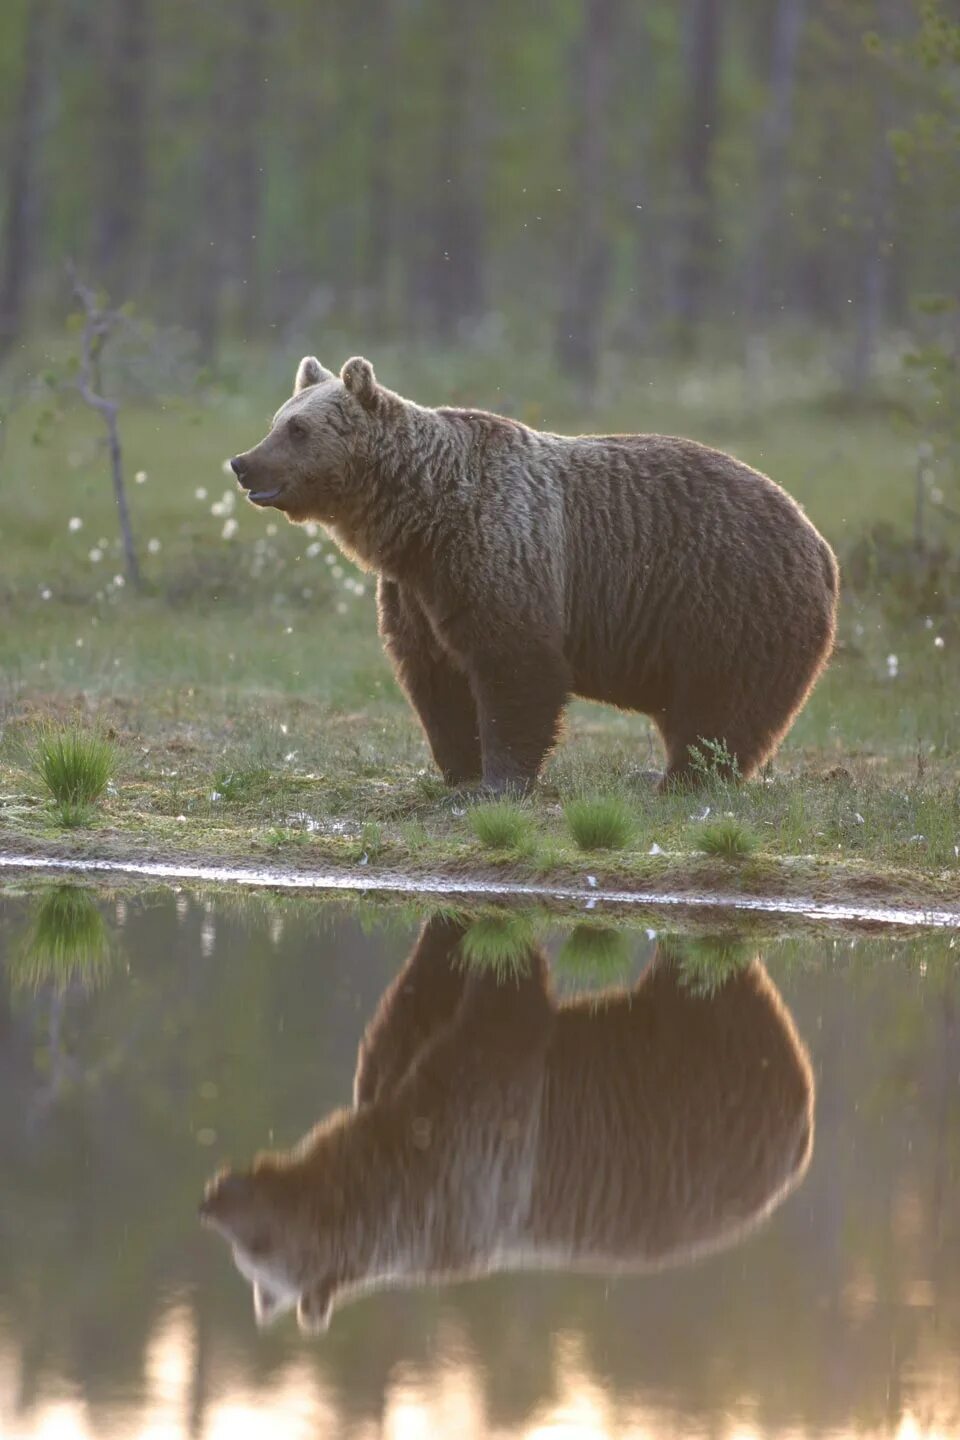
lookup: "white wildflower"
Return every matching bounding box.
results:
[89,547,103,563]
[68,516,83,532]
[195,486,208,501]
[135,470,148,484]
[147,538,161,554]
[222,518,238,540]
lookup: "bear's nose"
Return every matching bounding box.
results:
[230,456,246,480]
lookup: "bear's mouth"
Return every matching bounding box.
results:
[246,487,283,507]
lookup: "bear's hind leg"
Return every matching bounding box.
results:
[657,711,776,791]
[378,579,482,785]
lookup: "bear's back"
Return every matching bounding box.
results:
[527,957,813,1269]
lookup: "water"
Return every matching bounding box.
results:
[1,883,959,1439]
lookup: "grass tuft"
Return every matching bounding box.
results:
[695,815,759,859]
[564,795,634,851]
[31,722,115,826]
[468,800,535,851]
[211,765,272,804]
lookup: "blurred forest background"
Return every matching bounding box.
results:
[1,0,957,385]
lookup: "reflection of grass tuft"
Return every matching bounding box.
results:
[460,912,539,979]
[10,886,115,994]
[558,924,632,979]
[564,795,634,851]
[666,935,755,996]
[31,723,115,827]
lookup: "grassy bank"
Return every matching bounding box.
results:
[2,346,957,906]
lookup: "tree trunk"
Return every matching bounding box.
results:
[0,0,51,363]
[94,0,149,299]
[848,132,893,395]
[426,0,487,341]
[674,0,725,347]
[364,0,398,327]
[221,0,269,332]
[555,0,622,388]
[744,0,808,381]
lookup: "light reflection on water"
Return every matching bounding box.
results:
[0,885,959,1439]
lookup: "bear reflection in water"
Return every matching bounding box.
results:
[200,918,814,1335]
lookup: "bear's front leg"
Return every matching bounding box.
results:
[378,578,483,785]
[468,642,569,794]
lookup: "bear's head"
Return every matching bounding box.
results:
[199,1155,345,1334]
[229,355,381,525]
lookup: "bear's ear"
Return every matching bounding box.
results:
[253,1282,285,1328]
[340,356,378,409]
[294,356,334,395]
[199,1169,256,1232]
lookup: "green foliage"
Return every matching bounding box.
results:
[356,820,384,861]
[468,800,536,852]
[687,738,741,786]
[564,796,634,852]
[10,886,115,994]
[695,816,758,859]
[31,722,115,826]
[212,766,273,804]
[845,520,960,618]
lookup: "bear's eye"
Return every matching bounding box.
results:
[287,417,308,442]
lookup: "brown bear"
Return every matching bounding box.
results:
[230,358,838,790]
[200,917,814,1334]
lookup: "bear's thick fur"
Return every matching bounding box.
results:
[230,358,839,790]
[200,918,814,1334]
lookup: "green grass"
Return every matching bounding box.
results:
[694,816,759,859]
[30,722,115,826]
[468,800,536,852]
[564,795,635,851]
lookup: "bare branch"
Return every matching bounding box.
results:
[65,262,141,588]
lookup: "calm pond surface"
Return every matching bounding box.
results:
[1,884,959,1440]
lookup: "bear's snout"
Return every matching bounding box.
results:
[230,456,249,485]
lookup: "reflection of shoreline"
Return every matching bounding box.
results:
[203,918,814,1334]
